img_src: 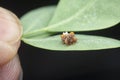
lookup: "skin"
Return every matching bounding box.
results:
[0,7,22,80]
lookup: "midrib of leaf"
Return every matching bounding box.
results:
[23,0,97,37]
[23,27,46,37]
[47,0,97,29]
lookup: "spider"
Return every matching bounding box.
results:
[61,32,77,45]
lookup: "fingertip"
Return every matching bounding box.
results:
[0,41,17,66]
[0,7,22,44]
[0,7,22,65]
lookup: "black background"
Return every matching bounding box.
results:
[0,0,120,80]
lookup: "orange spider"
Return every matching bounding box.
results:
[61,32,77,45]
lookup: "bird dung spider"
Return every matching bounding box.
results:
[61,32,77,45]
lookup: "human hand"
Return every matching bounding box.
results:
[0,7,22,80]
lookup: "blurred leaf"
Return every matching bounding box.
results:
[46,0,120,32]
[21,6,56,38]
[21,1,120,51]
[22,35,120,51]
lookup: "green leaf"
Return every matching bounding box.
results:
[21,6,56,38]
[22,35,120,51]
[21,3,120,51]
[46,0,120,32]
